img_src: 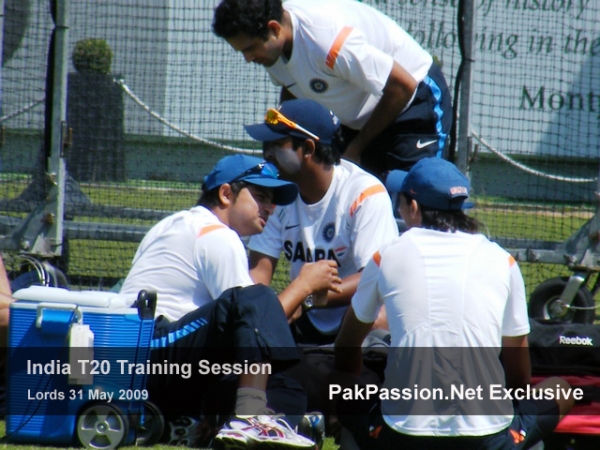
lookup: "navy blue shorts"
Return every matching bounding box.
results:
[341,63,453,177]
[147,284,303,417]
[290,307,341,346]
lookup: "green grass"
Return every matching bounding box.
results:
[1,179,199,212]
[2,180,596,299]
[472,206,590,241]
[0,421,340,450]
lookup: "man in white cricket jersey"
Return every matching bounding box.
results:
[244,99,398,345]
[333,157,574,449]
[121,154,339,449]
[213,0,452,177]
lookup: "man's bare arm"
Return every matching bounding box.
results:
[249,250,342,319]
[501,335,531,389]
[334,305,372,376]
[343,61,417,164]
[249,251,278,285]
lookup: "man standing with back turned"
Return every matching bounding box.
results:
[213,0,452,177]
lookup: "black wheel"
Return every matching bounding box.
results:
[76,402,130,450]
[134,401,165,446]
[528,277,596,324]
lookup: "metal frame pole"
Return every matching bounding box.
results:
[456,0,476,174]
[44,0,69,256]
[0,0,5,117]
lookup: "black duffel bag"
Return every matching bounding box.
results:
[528,319,600,376]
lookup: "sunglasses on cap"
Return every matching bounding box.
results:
[265,108,320,141]
[230,162,279,183]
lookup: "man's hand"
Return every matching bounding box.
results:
[278,260,342,318]
[296,260,342,297]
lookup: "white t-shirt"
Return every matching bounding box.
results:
[352,228,530,436]
[120,206,253,322]
[267,0,432,129]
[248,160,398,334]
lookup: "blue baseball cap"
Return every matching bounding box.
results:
[203,154,298,205]
[244,99,340,144]
[385,158,473,210]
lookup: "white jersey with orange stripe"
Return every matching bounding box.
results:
[120,206,253,322]
[247,160,398,335]
[266,0,432,129]
[352,227,529,436]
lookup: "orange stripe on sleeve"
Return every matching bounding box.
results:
[326,26,353,70]
[349,185,387,217]
[372,251,381,267]
[197,224,227,238]
[508,255,516,267]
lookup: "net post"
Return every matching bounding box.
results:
[456,0,476,176]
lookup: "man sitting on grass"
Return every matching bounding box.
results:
[121,154,340,449]
[334,157,574,449]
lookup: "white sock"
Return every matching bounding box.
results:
[234,387,268,417]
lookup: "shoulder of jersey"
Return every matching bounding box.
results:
[463,234,515,267]
[486,238,515,265]
[196,223,229,239]
[372,235,404,265]
[338,164,387,213]
[287,0,352,45]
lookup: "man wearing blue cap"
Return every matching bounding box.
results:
[333,158,573,449]
[121,154,338,449]
[244,99,398,345]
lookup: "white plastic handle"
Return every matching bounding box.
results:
[36,302,83,329]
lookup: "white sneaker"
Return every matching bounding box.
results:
[215,415,316,449]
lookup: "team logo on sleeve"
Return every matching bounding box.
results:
[310,78,329,93]
[322,222,336,243]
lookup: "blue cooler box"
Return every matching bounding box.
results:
[6,286,158,448]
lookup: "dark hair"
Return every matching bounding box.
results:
[290,127,345,165]
[402,193,479,233]
[197,181,247,208]
[213,0,283,40]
